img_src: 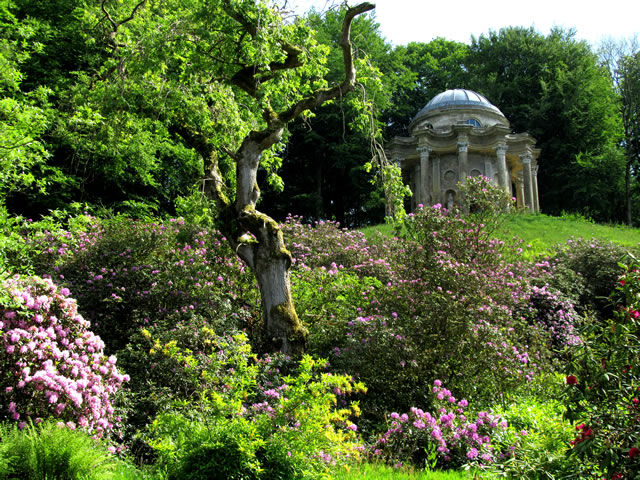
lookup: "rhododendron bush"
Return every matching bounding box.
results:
[370,380,509,469]
[24,215,259,353]
[561,262,640,478]
[1,275,128,435]
[285,186,583,420]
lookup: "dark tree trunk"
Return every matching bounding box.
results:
[626,157,632,226]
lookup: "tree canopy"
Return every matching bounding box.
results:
[0,1,636,225]
[466,27,623,217]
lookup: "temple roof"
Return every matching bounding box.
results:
[414,89,504,119]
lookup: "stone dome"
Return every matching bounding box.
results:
[409,89,508,134]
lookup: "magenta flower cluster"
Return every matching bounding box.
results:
[371,380,508,468]
[1,275,128,436]
[526,285,582,347]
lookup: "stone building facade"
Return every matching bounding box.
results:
[386,89,540,212]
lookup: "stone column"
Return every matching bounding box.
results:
[432,156,441,205]
[457,139,469,183]
[532,164,540,213]
[520,152,534,212]
[412,165,420,209]
[495,143,509,193]
[417,146,431,206]
[515,171,525,209]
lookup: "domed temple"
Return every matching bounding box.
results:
[386,89,540,212]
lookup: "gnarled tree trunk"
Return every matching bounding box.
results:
[202,3,375,355]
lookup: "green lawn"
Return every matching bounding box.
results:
[334,463,479,479]
[499,212,640,252]
[361,212,640,259]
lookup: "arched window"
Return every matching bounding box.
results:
[465,118,482,127]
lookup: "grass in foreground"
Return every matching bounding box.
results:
[334,463,478,479]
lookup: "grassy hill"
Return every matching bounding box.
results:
[499,212,640,254]
[362,212,640,259]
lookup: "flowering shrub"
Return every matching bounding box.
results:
[370,380,508,470]
[457,175,514,241]
[0,275,128,436]
[561,262,640,478]
[548,237,632,319]
[524,284,583,349]
[23,215,260,352]
[282,184,581,426]
[295,211,552,416]
[145,331,365,479]
[282,214,392,279]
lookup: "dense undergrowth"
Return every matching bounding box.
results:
[2,177,640,479]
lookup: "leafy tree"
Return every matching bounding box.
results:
[567,146,626,223]
[53,0,375,354]
[467,27,622,217]
[0,0,207,217]
[382,38,470,138]
[0,2,52,198]
[599,37,640,225]
[260,6,392,226]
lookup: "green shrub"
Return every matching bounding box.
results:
[548,237,634,319]
[146,331,365,480]
[0,420,146,480]
[560,260,640,479]
[291,267,382,356]
[488,391,573,479]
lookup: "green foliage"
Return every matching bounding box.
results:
[0,419,147,480]
[560,261,640,479]
[467,27,623,216]
[0,205,34,277]
[548,237,634,319]
[146,331,365,480]
[174,188,218,229]
[0,4,52,197]
[569,145,626,223]
[0,0,632,226]
[292,268,381,355]
[488,392,574,478]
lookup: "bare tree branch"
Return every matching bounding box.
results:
[101,0,147,49]
[277,2,375,123]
